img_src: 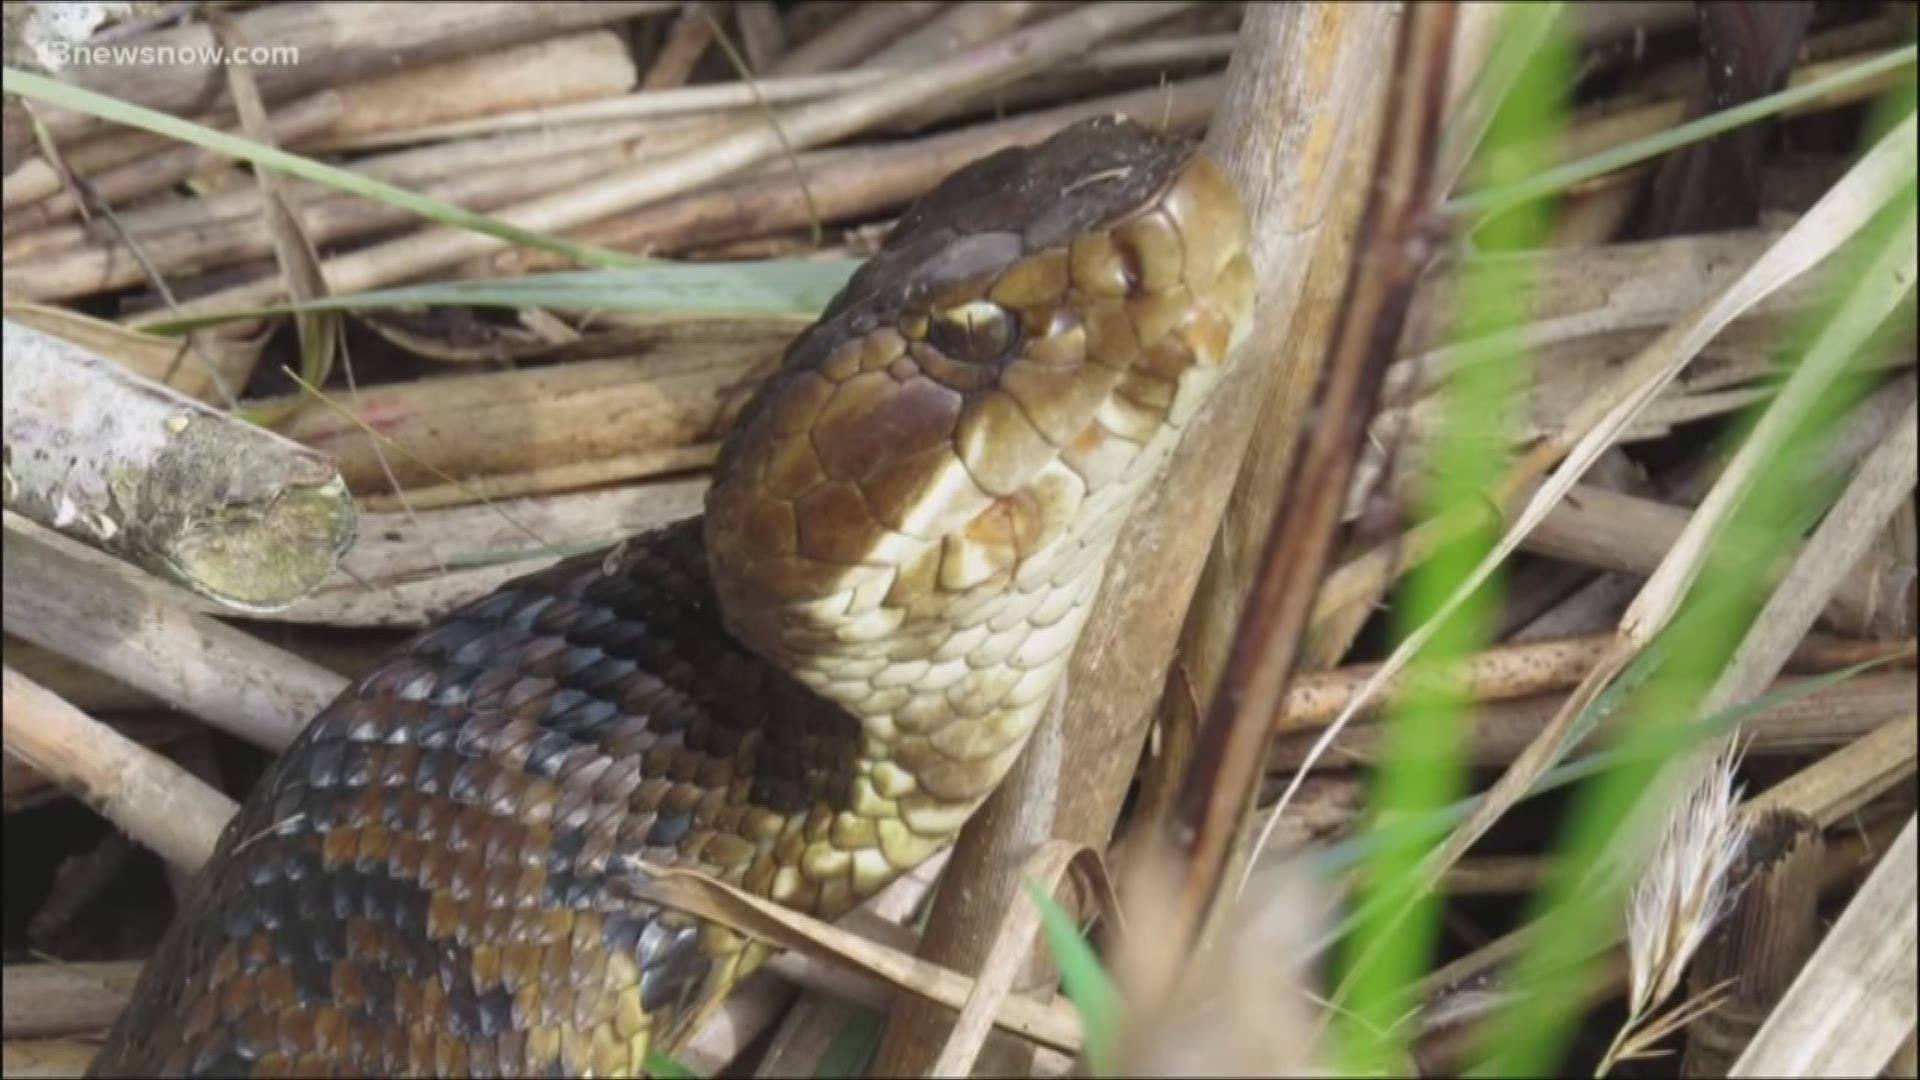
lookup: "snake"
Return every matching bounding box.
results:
[87,115,1254,1078]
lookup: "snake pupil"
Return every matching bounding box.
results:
[928,300,1017,364]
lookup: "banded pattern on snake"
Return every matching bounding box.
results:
[88,115,1254,1078]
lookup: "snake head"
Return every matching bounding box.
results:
[707,116,1254,676]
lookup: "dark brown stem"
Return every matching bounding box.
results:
[1049,0,1399,924]
[1144,1,1460,966]
[1680,810,1826,1076]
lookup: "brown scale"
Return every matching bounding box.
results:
[91,523,862,1078]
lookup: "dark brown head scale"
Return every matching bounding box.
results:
[818,115,1197,330]
[717,116,1198,487]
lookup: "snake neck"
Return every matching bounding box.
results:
[715,425,1182,832]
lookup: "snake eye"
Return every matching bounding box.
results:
[927,300,1018,365]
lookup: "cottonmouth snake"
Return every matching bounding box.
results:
[89,116,1254,1078]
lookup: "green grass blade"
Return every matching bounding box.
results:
[134,262,865,335]
[2,67,650,271]
[1026,879,1121,1077]
[813,1007,887,1079]
[1331,9,1569,1072]
[1301,651,1899,887]
[644,1048,704,1079]
[1445,44,1916,220]
[1467,80,1919,1072]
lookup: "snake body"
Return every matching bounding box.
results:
[89,116,1253,1078]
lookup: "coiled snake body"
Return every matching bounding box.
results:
[90,117,1253,1078]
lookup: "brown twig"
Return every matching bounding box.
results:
[1277,634,1616,732]
[772,2,948,76]
[864,2,1045,69]
[475,75,1220,274]
[735,2,789,72]
[1142,4,1394,840]
[1267,670,1918,771]
[644,2,720,90]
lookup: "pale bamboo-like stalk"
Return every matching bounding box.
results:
[479,75,1221,275]
[26,1,670,142]
[1,667,237,871]
[320,69,880,150]
[292,31,640,152]
[129,1,1194,327]
[8,135,713,301]
[1515,478,1911,638]
[1617,224,1915,663]
[1,961,145,1039]
[865,1,1045,68]
[1730,816,1918,1077]
[0,91,343,237]
[1,511,347,751]
[257,345,774,496]
[1700,397,1920,716]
